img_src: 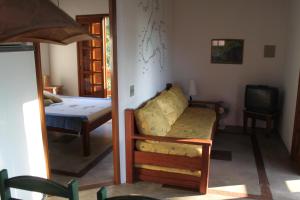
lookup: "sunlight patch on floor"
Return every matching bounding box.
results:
[163,185,250,200]
[209,184,248,194]
[286,180,300,193]
[206,184,251,199]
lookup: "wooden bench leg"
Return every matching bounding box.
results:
[266,117,272,137]
[243,111,248,133]
[273,116,278,135]
[125,110,134,183]
[199,145,211,194]
[251,118,256,134]
[82,122,90,157]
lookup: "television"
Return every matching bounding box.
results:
[245,85,279,114]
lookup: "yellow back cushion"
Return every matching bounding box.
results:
[169,86,188,111]
[134,100,171,136]
[153,91,182,125]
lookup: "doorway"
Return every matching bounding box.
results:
[76,14,111,98]
[34,0,120,188]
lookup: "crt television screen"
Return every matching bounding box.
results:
[245,85,278,113]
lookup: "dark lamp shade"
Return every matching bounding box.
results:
[0,0,94,45]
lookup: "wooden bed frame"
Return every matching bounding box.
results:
[47,111,112,157]
[125,87,219,194]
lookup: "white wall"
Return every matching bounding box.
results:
[48,0,109,96]
[116,0,174,182]
[40,43,50,75]
[280,0,300,152]
[172,0,288,126]
[0,50,47,199]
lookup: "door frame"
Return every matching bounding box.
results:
[109,0,121,184]
[34,0,120,184]
[34,43,51,178]
[291,72,300,163]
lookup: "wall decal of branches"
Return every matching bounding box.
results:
[138,0,167,74]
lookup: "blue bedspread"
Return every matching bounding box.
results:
[45,96,111,132]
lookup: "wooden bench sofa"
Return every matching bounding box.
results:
[125,84,219,194]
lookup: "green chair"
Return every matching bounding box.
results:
[97,187,159,200]
[0,169,79,200]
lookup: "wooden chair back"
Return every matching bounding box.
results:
[0,169,79,200]
[97,187,107,200]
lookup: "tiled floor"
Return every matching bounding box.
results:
[257,133,300,200]
[50,128,300,200]
[51,152,114,187]
[50,122,114,187]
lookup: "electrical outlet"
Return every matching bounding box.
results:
[130,85,134,97]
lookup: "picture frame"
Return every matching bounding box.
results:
[211,39,244,64]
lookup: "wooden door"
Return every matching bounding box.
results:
[292,72,300,170]
[77,15,108,98]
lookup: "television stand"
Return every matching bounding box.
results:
[243,110,278,136]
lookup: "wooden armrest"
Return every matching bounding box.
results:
[190,100,220,106]
[132,134,212,146]
[189,100,221,112]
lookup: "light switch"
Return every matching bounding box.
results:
[130,85,134,97]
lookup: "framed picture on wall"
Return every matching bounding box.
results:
[211,39,244,64]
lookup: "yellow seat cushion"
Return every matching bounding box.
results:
[135,164,201,177]
[168,107,216,139]
[134,100,171,136]
[153,91,183,125]
[168,86,188,112]
[136,107,216,157]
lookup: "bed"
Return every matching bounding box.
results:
[45,96,112,156]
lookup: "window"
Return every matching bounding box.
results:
[76,14,111,98]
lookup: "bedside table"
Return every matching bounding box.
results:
[44,86,63,95]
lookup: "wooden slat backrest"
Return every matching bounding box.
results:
[0,169,79,200]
